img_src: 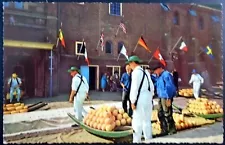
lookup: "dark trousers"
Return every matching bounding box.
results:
[122,91,133,117]
[158,98,176,133]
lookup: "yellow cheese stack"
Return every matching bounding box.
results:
[83,105,132,132]
[3,103,28,115]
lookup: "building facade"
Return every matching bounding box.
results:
[3,2,57,97]
[4,2,222,97]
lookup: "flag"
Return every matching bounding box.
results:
[211,16,220,22]
[204,45,214,59]
[138,36,151,52]
[153,48,166,66]
[84,45,90,65]
[100,32,104,51]
[189,9,197,16]
[59,29,66,48]
[160,3,170,11]
[119,22,126,34]
[179,41,188,52]
[120,45,128,60]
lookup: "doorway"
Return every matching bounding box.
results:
[5,55,35,97]
[89,67,96,90]
[89,65,99,90]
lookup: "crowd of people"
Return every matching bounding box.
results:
[100,71,121,92]
[67,55,207,143]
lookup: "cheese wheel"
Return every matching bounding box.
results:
[16,106,24,110]
[23,106,28,109]
[7,107,15,111]
[20,103,25,107]
[3,107,7,111]
[19,109,28,113]
[14,103,21,107]
[6,104,14,107]
[4,111,11,115]
[11,110,19,114]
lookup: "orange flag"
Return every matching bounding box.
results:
[138,36,151,52]
[59,29,66,48]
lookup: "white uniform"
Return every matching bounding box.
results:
[130,66,154,143]
[72,74,89,121]
[189,74,204,99]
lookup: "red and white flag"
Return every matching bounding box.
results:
[120,45,128,60]
[179,41,188,52]
[84,43,90,65]
[100,32,104,51]
[153,48,166,66]
[119,22,127,34]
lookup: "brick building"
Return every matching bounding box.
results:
[3,2,222,97]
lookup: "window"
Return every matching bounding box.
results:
[105,41,112,54]
[118,42,124,54]
[14,2,24,9]
[173,11,179,25]
[75,41,86,55]
[106,65,121,78]
[109,3,122,16]
[198,17,204,30]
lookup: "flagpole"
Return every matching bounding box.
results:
[115,25,120,37]
[117,53,121,61]
[96,39,100,51]
[132,41,139,52]
[148,55,154,64]
[132,27,145,52]
[169,36,182,54]
[197,49,204,56]
[77,38,84,60]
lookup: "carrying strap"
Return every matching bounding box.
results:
[9,77,20,87]
[74,75,85,97]
[134,69,151,107]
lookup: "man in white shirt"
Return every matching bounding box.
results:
[68,66,89,121]
[189,69,204,99]
[126,56,155,143]
[7,73,22,103]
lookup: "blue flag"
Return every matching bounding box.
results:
[211,16,220,23]
[204,45,214,59]
[189,9,197,16]
[160,3,171,11]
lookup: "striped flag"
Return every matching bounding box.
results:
[100,32,104,51]
[119,22,126,34]
[59,29,66,48]
[179,41,188,52]
[138,36,151,52]
[84,44,90,65]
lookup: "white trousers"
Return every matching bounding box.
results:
[73,92,88,121]
[193,83,201,99]
[132,99,152,143]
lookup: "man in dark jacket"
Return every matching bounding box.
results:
[153,63,177,135]
[120,64,132,117]
[172,68,179,94]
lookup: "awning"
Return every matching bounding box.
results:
[3,39,54,50]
